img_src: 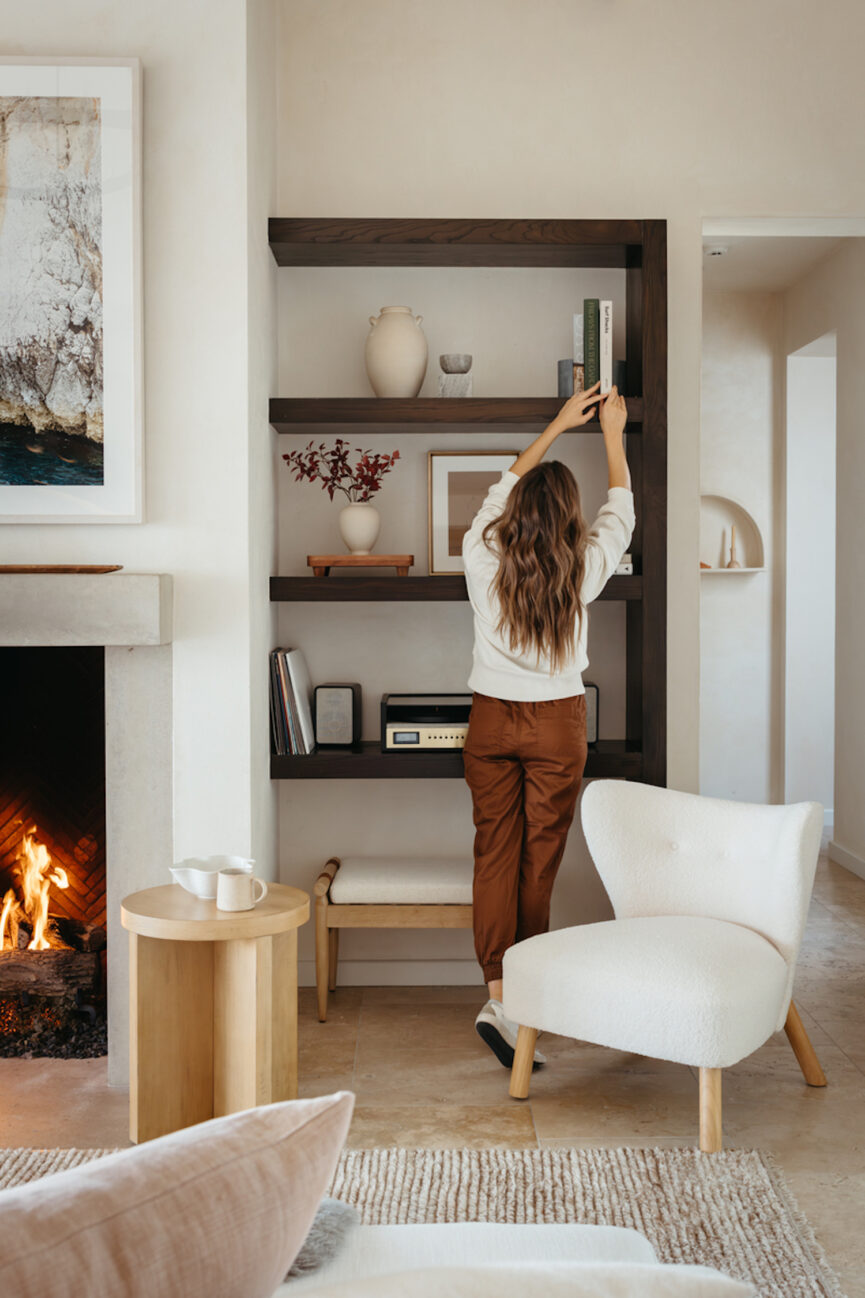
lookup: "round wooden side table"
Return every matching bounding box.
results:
[121,883,309,1143]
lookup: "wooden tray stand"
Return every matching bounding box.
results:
[307,554,414,577]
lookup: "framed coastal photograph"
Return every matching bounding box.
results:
[428,450,517,574]
[0,58,142,522]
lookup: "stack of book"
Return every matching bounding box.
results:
[573,299,614,394]
[270,648,316,755]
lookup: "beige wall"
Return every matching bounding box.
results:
[785,350,836,813]
[784,241,865,878]
[0,5,278,867]
[247,0,280,866]
[699,291,780,803]
[275,0,865,978]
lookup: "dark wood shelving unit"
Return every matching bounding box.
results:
[270,574,642,603]
[271,740,642,781]
[268,218,642,267]
[269,217,667,786]
[270,396,642,436]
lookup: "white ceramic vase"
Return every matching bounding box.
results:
[339,502,381,554]
[365,305,428,397]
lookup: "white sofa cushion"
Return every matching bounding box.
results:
[282,1223,657,1293]
[503,915,788,1069]
[329,857,472,905]
[295,1262,754,1298]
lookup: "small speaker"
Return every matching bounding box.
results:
[584,682,599,745]
[314,683,362,747]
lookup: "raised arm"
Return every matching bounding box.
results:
[510,382,603,477]
[598,385,630,490]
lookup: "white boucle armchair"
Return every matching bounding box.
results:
[502,780,826,1152]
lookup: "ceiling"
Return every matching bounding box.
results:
[701,235,845,293]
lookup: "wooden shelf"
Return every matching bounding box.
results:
[271,740,642,781]
[270,396,642,436]
[700,568,766,575]
[268,218,644,268]
[270,574,642,602]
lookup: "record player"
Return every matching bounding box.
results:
[381,693,472,752]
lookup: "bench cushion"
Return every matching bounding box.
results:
[329,858,473,905]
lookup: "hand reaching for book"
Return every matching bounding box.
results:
[599,385,627,440]
[552,381,602,432]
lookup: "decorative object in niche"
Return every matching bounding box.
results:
[699,494,765,572]
[726,524,742,569]
[438,353,472,398]
[428,450,517,574]
[0,58,142,523]
[365,305,428,397]
[283,438,400,555]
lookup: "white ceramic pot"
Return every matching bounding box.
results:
[365,305,428,398]
[339,502,381,554]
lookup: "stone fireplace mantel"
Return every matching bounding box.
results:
[0,573,174,1087]
[0,573,171,646]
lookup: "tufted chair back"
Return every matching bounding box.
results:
[581,781,823,974]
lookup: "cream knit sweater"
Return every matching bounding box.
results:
[462,471,635,701]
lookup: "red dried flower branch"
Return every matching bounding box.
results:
[282,439,400,504]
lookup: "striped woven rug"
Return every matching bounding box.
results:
[0,1145,844,1298]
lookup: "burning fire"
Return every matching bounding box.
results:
[0,829,69,951]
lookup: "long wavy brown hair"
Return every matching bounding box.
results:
[482,462,588,673]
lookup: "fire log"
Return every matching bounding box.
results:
[52,917,107,953]
[0,949,99,998]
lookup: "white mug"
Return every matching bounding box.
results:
[216,868,268,912]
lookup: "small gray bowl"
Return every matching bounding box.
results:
[439,353,472,374]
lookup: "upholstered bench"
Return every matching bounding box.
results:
[313,856,473,1021]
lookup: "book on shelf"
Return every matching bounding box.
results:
[600,300,613,394]
[572,312,584,365]
[580,299,619,396]
[270,647,316,755]
[583,298,600,389]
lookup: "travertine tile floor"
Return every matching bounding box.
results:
[0,853,863,1294]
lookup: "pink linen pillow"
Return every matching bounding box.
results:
[0,1091,354,1298]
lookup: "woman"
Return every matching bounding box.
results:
[462,381,633,1068]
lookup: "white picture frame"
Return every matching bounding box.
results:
[428,451,517,574]
[0,58,143,523]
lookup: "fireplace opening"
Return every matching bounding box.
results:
[0,647,106,1057]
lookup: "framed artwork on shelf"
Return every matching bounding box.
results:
[0,58,142,523]
[428,450,517,574]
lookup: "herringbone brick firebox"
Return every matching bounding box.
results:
[0,648,106,930]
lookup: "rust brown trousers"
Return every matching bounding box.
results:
[463,692,588,982]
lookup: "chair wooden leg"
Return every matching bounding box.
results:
[315,896,330,1022]
[784,1000,827,1087]
[328,927,339,993]
[509,1026,538,1100]
[699,1067,723,1153]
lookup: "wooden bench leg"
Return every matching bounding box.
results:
[328,927,339,993]
[315,895,330,1022]
[785,1000,827,1087]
